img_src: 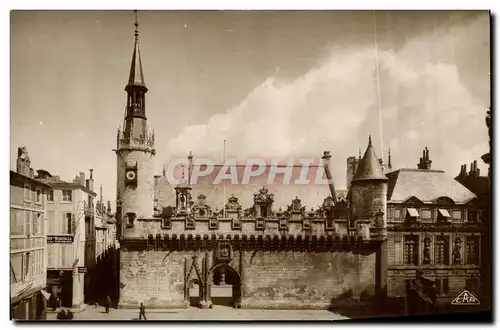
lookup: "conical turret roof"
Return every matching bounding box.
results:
[352,136,388,182]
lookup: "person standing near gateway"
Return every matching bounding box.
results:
[139,303,147,320]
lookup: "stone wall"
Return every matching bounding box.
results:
[119,245,379,310]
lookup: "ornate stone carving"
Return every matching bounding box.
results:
[453,237,462,265]
[422,236,431,265]
[192,193,212,217]
[253,186,274,204]
[225,195,242,213]
[217,241,232,261]
[289,196,304,213]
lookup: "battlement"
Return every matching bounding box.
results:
[120,211,386,243]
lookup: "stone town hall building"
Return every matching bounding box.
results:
[113,14,483,311]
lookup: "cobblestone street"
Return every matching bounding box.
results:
[47,305,349,321]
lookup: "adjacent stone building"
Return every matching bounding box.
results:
[385,148,484,312]
[36,169,97,308]
[10,147,51,320]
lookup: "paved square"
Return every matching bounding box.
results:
[47,306,349,321]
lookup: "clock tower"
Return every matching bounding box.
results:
[114,11,156,238]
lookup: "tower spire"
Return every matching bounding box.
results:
[134,10,139,41]
[127,10,146,89]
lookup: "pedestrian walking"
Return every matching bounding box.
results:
[56,308,67,320]
[66,308,74,320]
[139,302,147,320]
[105,296,112,313]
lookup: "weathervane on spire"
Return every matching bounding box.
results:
[134,10,139,40]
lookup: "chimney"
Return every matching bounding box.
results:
[387,148,392,171]
[346,156,358,191]
[79,172,85,186]
[188,151,193,185]
[88,169,94,191]
[417,147,432,170]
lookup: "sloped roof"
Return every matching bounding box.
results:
[352,137,387,182]
[155,165,347,211]
[386,169,476,204]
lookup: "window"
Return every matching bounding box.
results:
[326,218,334,230]
[421,209,432,220]
[35,189,41,204]
[393,208,401,221]
[24,184,31,201]
[280,218,288,230]
[435,278,449,295]
[10,253,23,284]
[66,213,73,234]
[22,252,30,281]
[467,210,478,223]
[11,209,24,235]
[435,235,450,265]
[404,235,418,265]
[62,190,72,202]
[47,211,54,234]
[465,278,479,293]
[24,211,31,235]
[32,212,39,235]
[47,190,54,202]
[452,210,462,221]
[466,236,479,265]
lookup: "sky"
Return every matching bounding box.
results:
[10,10,490,207]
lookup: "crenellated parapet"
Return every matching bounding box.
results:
[121,185,386,244]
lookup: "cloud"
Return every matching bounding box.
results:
[163,22,489,188]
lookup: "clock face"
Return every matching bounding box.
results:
[126,170,136,181]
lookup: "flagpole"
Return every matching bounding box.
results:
[373,10,384,160]
[223,139,226,218]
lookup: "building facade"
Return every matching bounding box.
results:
[115,16,388,311]
[10,147,51,320]
[37,169,97,308]
[385,148,484,312]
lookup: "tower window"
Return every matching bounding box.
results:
[126,212,136,227]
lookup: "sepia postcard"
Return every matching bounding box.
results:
[9,9,492,321]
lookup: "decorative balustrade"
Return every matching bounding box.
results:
[116,129,155,150]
